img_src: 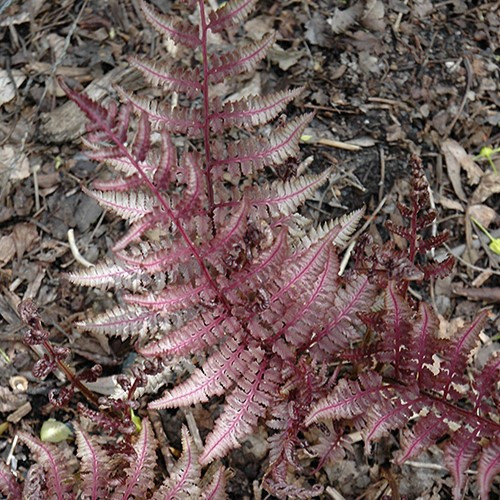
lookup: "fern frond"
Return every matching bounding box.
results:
[0,461,22,500]
[140,0,200,48]
[364,394,424,452]
[74,423,109,500]
[139,312,233,357]
[300,207,365,250]
[394,413,449,464]
[130,57,201,97]
[200,465,227,500]
[253,168,331,218]
[76,304,164,339]
[200,360,276,464]
[305,372,385,425]
[114,419,157,500]
[66,261,144,290]
[83,187,154,222]
[310,275,376,357]
[440,311,488,398]
[209,32,276,83]
[118,89,203,134]
[477,437,500,500]
[18,432,72,500]
[213,113,312,176]
[153,426,201,500]
[211,88,303,131]
[208,0,259,32]
[443,427,481,500]
[149,339,259,408]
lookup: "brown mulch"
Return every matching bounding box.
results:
[0,0,498,498]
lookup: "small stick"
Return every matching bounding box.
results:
[317,138,361,151]
[378,145,385,203]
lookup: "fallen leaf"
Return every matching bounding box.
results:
[0,235,16,267]
[12,223,38,261]
[441,139,467,201]
[268,45,303,71]
[327,2,363,34]
[468,204,497,228]
[0,69,26,106]
[471,171,500,204]
[436,194,464,212]
[361,0,386,32]
[0,145,30,180]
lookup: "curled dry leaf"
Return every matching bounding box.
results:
[441,139,483,201]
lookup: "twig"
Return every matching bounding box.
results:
[67,229,95,268]
[445,57,473,137]
[317,138,361,151]
[378,145,385,203]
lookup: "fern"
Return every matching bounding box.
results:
[56,0,500,498]
[2,421,226,499]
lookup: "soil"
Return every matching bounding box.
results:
[0,1,498,499]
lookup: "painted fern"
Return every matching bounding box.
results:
[0,421,226,499]
[54,0,500,498]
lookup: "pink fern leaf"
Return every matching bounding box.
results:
[472,354,500,413]
[214,113,313,176]
[112,213,163,252]
[299,207,365,250]
[208,0,258,32]
[118,88,203,134]
[394,413,449,464]
[209,32,276,83]
[149,338,259,408]
[364,394,424,453]
[74,423,109,500]
[76,304,163,339]
[113,419,157,500]
[83,187,154,223]
[310,422,350,472]
[131,111,151,162]
[310,275,376,357]
[201,465,227,500]
[404,301,439,380]
[223,227,289,301]
[153,129,177,190]
[441,311,488,398]
[210,88,303,131]
[123,281,210,312]
[380,282,413,374]
[252,168,331,218]
[18,432,72,500]
[129,57,201,97]
[139,312,235,357]
[0,461,22,500]
[477,437,500,500]
[153,426,200,500]
[443,427,481,500]
[140,0,200,48]
[305,372,385,425]
[66,261,144,290]
[199,359,277,464]
[92,174,144,192]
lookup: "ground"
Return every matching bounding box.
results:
[0,0,498,499]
